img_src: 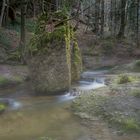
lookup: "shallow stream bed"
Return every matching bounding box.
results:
[1,70,139,140]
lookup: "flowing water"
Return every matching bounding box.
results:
[0,71,106,140]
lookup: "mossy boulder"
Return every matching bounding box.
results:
[29,47,70,94]
[28,11,82,94]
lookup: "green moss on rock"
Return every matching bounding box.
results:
[29,11,71,55]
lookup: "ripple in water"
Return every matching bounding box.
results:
[57,93,76,102]
[75,71,106,90]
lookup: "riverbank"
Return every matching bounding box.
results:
[72,61,140,140]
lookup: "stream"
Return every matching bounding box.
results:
[0,71,106,140]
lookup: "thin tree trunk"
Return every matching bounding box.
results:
[0,0,6,27]
[114,0,117,36]
[117,0,127,38]
[19,0,27,63]
[95,0,100,34]
[136,0,139,47]
[5,0,9,25]
[42,0,45,13]
[33,0,36,19]
[110,0,113,34]
[101,0,104,35]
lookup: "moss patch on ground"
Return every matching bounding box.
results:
[0,75,24,88]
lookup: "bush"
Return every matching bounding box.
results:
[118,74,133,84]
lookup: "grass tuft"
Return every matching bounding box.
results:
[122,118,140,132]
[117,74,133,84]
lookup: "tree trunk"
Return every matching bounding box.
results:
[42,0,45,13]
[33,0,36,19]
[101,0,104,35]
[95,0,100,34]
[110,0,113,35]
[117,0,127,38]
[5,0,9,26]
[136,0,139,47]
[0,0,6,27]
[19,0,27,63]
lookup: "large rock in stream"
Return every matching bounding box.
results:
[29,47,70,93]
[28,11,82,94]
